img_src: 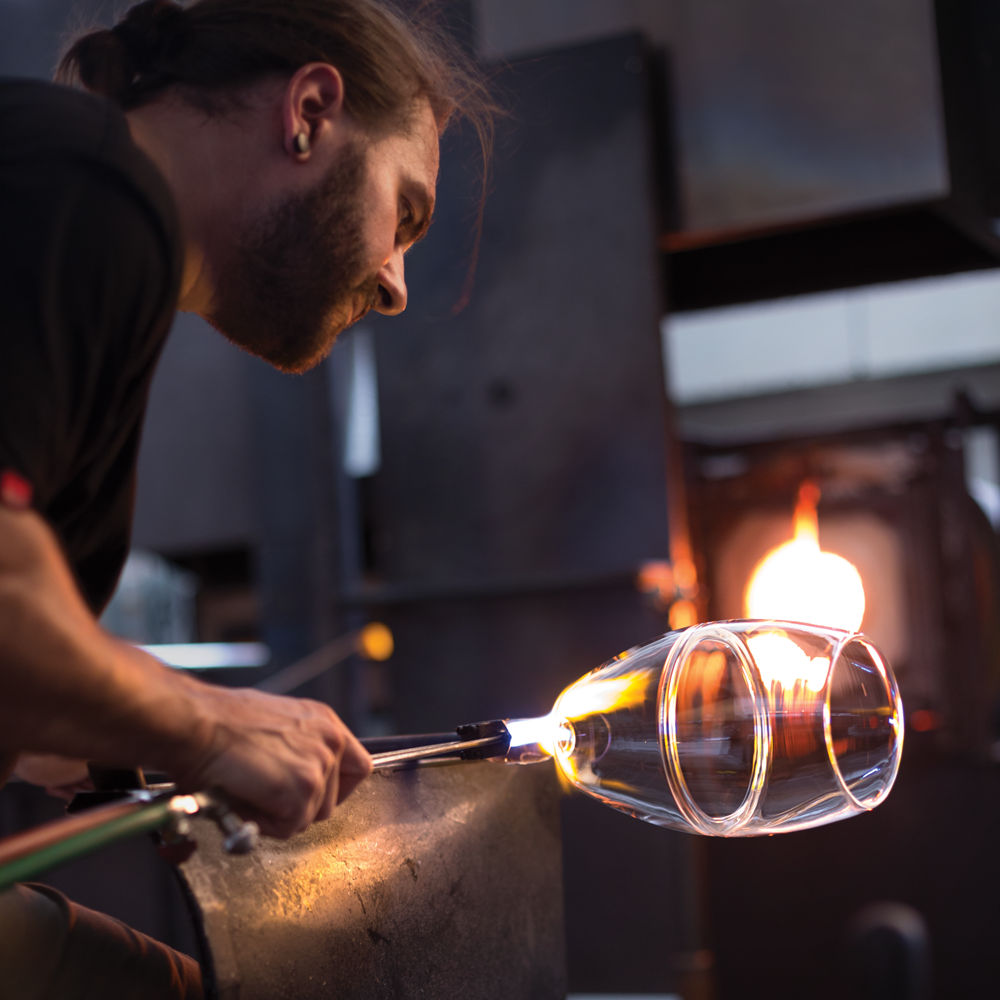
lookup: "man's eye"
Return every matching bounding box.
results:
[398,200,414,234]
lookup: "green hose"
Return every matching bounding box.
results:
[0,799,175,892]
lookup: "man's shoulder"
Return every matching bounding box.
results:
[0,78,181,290]
[0,77,116,154]
[0,76,106,110]
[0,78,168,212]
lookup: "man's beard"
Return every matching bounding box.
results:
[206,142,377,373]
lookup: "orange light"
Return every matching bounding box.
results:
[669,599,699,631]
[744,481,865,633]
[910,709,940,733]
[636,560,674,599]
[358,622,394,661]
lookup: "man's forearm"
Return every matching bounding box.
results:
[0,505,209,770]
[0,504,372,837]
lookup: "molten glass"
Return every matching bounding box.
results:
[506,620,903,837]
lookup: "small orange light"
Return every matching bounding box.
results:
[358,622,393,661]
[910,709,940,733]
[673,557,698,594]
[669,600,699,631]
[637,560,674,596]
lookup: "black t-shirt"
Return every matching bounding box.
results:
[0,79,182,612]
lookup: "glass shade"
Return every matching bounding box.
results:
[508,620,903,837]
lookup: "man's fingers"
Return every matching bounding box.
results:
[335,735,373,804]
[315,765,340,823]
[233,755,327,838]
[177,685,375,838]
[305,742,338,827]
[309,704,372,806]
[276,740,336,834]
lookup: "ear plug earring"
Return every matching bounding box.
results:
[293,132,311,155]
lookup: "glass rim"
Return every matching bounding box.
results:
[659,623,773,836]
[823,631,905,810]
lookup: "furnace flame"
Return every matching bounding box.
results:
[744,481,865,633]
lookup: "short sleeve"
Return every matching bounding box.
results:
[0,101,180,609]
[1,153,173,486]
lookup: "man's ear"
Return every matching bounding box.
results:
[282,62,346,160]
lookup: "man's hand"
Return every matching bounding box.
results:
[168,683,373,839]
[0,504,373,839]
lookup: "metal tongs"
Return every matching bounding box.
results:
[367,720,511,770]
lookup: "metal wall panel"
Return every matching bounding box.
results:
[353,33,672,594]
[669,0,948,235]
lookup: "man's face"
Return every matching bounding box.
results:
[208,101,440,373]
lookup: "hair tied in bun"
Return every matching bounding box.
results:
[111,0,185,74]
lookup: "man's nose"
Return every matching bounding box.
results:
[374,250,407,315]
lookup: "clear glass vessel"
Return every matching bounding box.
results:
[506,620,903,837]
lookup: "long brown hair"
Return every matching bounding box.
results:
[58,0,494,147]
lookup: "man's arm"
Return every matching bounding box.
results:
[0,504,371,837]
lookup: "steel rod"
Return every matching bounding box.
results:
[369,735,501,769]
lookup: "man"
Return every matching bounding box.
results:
[0,0,492,995]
